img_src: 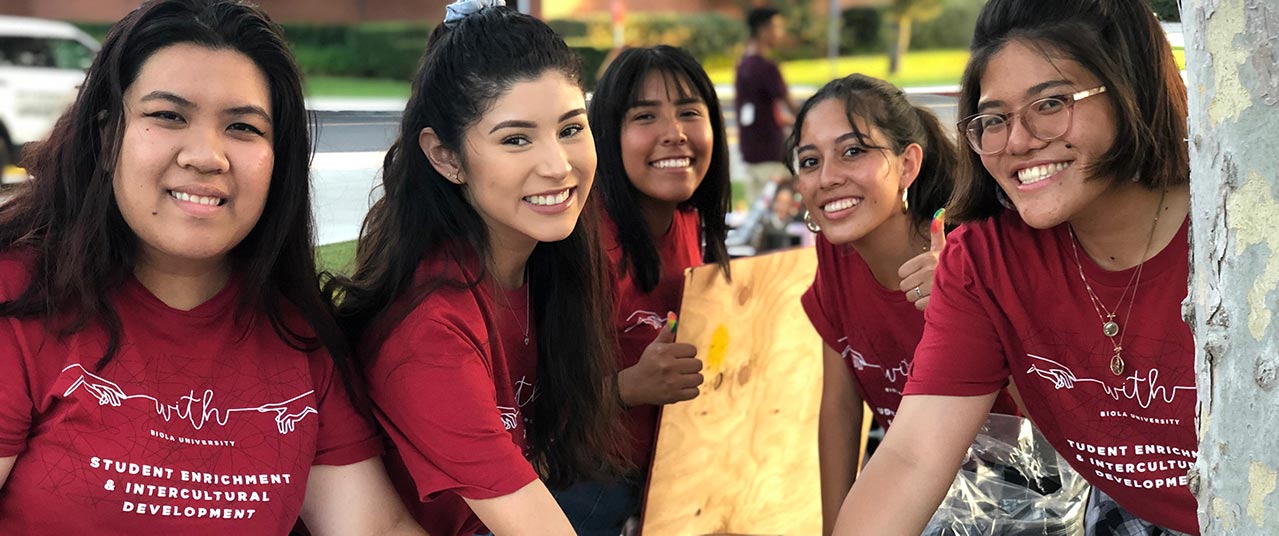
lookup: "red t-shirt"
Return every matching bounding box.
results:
[366,254,540,536]
[905,211,1198,534]
[603,208,703,469]
[801,235,1020,429]
[0,252,381,536]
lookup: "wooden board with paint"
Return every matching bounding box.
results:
[642,247,823,535]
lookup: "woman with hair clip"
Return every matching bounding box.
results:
[0,1,423,534]
[327,2,625,535]
[833,0,1196,534]
[552,45,732,535]
[788,73,1022,534]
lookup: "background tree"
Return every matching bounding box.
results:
[1183,0,1279,533]
[886,0,943,74]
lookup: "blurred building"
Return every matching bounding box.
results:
[554,0,882,18]
[0,0,884,24]
[0,0,460,23]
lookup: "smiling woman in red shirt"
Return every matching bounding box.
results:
[786,74,1022,534]
[832,1,1197,534]
[549,45,733,535]
[0,1,422,535]
[326,3,627,536]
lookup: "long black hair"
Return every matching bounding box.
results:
[0,0,353,386]
[948,0,1187,222]
[326,6,624,487]
[590,45,731,292]
[786,73,958,230]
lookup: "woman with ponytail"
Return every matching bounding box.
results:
[786,74,1021,534]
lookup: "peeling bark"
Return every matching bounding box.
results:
[1185,0,1279,533]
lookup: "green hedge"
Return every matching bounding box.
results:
[840,8,885,54]
[74,21,433,81]
[284,22,431,80]
[908,0,984,51]
[1150,0,1180,22]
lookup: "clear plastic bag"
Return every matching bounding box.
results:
[922,414,1090,536]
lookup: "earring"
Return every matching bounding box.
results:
[803,211,822,233]
[901,189,910,214]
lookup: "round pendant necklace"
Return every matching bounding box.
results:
[1067,190,1165,376]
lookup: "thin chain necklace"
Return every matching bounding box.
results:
[494,269,530,346]
[1067,189,1165,376]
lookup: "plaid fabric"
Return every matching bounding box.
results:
[1085,488,1191,536]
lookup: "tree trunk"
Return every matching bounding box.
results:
[1184,1,1279,533]
[888,14,912,75]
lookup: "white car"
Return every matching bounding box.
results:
[0,16,98,182]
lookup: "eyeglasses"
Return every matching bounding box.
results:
[957,85,1107,155]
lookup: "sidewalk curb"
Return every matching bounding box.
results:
[306,97,408,113]
[306,84,962,114]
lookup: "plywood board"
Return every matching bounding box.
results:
[643,247,823,536]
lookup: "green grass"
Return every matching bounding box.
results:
[708,49,974,89]
[316,240,358,275]
[305,76,411,98]
[302,47,1186,99]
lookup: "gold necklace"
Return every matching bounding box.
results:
[1067,190,1165,376]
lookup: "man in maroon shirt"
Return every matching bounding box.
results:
[735,7,797,208]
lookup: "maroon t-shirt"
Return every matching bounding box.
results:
[801,234,1020,429]
[366,254,539,536]
[905,211,1198,534]
[734,53,788,164]
[603,208,703,470]
[0,252,381,535]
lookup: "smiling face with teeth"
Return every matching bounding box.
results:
[441,71,596,250]
[619,71,713,214]
[976,40,1119,229]
[793,98,921,247]
[112,44,274,272]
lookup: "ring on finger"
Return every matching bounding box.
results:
[913,286,924,300]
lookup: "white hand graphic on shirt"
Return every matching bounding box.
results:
[1024,354,1194,409]
[60,363,318,435]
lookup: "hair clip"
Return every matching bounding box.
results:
[443,0,506,28]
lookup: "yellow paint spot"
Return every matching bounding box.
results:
[1225,173,1279,340]
[706,324,729,372]
[1207,0,1251,124]
[1213,497,1237,531]
[1248,461,1277,528]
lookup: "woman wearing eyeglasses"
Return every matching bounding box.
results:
[832,1,1196,535]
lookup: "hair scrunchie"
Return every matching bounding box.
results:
[443,0,507,28]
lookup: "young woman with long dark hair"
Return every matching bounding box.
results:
[328,3,625,535]
[0,1,421,534]
[551,44,732,535]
